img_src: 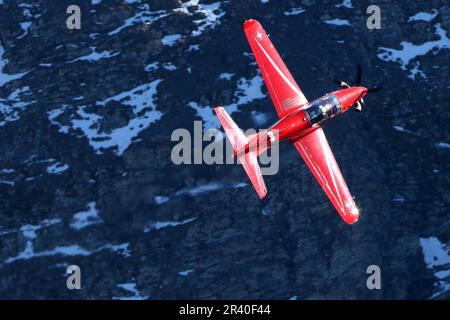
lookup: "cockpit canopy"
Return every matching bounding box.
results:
[305,95,341,126]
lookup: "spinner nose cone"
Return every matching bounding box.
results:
[338,87,367,111]
[359,86,368,99]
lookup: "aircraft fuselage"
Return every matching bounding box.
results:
[236,86,367,156]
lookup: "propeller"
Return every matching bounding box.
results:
[356,85,383,111]
[356,64,362,86]
[366,86,382,93]
[335,64,382,112]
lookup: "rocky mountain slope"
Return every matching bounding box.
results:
[0,0,449,299]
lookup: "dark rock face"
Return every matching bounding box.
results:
[0,0,449,299]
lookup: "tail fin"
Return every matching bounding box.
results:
[214,106,267,199]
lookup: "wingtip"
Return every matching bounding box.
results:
[344,208,360,225]
[213,106,224,114]
[258,186,268,199]
[244,19,259,30]
[258,192,267,200]
[346,216,359,225]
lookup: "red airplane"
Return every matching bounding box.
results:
[214,19,380,224]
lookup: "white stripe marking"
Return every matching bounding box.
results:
[323,144,345,213]
[253,34,304,99]
[297,140,342,210]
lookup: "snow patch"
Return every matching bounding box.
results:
[19,21,32,37]
[233,182,247,188]
[189,74,266,130]
[187,44,200,52]
[16,3,40,40]
[176,181,247,197]
[70,202,102,230]
[21,219,61,240]
[229,74,266,108]
[113,283,148,300]
[420,237,450,298]
[323,19,352,27]
[0,86,34,126]
[48,106,70,133]
[3,218,129,264]
[393,125,406,132]
[407,61,427,80]
[162,62,177,71]
[0,227,14,236]
[68,47,120,63]
[218,72,234,80]
[393,195,405,202]
[392,125,422,137]
[46,162,69,175]
[5,243,130,264]
[144,62,159,72]
[284,7,305,16]
[408,10,438,22]
[50,79,163,156]
[251,110,269,125]
[176,182,223,196]
[335,0,353,9]
[377,24,450,76]
[154,195,170,205]
[108,5,170,35]
[175,1,225,37]
[0,168,16,186]
[178,269,194,276]
[0,45,28,87]
[188,101,220,129]
[0,180,15,186]
[162,34,182,46]
[145,217,196,232]
[436,142,450,149]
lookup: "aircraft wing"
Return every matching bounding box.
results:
[244,19,308,118]
[292,128,359,224]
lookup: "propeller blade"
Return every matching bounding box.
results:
[360,98,366,108]
[367,85,382,93]
[340,81,350,88]
[334,79,351,88]
[334,79,342,86]
[356,64,362,86]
